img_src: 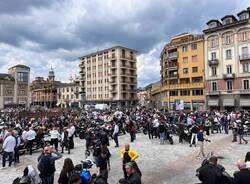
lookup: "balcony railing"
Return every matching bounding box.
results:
[223,73,235,79]
[208,59,219,66]
[239,54,250,62]
[168,52,178,60]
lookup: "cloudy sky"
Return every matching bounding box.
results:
[0,0,249,87]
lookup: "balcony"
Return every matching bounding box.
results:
[167,74,179,80]
[239,54,250,62]
[168,52,178,60]
[168,63,178,71]
[223,73,235,79]
[240,89,250,94]
[208,59,219,66]
[207,91,220,95]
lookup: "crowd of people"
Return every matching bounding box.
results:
[0,107,250,184]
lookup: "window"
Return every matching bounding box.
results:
[66,94,69,100]
[225,19,231,25]
[227,65,232,74]
[17,72,28,82]
[227,80,233,91]
[169,90,178,96]
[192,55,197,62]
[212,82,217,91]
[243,63,249,73]
[71,87,73,92]
[211,52,216,60]
[243,80,249,90]
[192,89,203,96]
[183,57,188,63]
[183,68,189,74]
[226,49,232,60]
[66,88,69,92]
[211,66,217,76]
[211,39,217,48]
[241,32,247,41]
[191,43,197,50]
[192,67,198,73]
[182,46,188,52]
[242,47,248,57]
[180,90,190,96]
[71,94,73,99]
[240,14,248,20]
[226,35,231,45]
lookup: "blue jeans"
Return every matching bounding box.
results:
[41,173,54,184]
[160,132,165,144]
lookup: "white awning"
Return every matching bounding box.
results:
[240,99,250,107]
[208,99,219,106]
[223,99,235,106]
[56,102,61,106]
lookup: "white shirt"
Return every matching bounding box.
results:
[26,130,37,141]
[113,124,119,134]
[153,119,159,128]
[22,130,28,140]
[68,126,75,137]
[246,161,250,168]
[50,130,60,139]
[3,135,16,152]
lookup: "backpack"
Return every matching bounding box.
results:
[12,177,21,184]
[80,170,91,183]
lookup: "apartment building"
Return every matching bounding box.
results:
[0,65,30,109]
[0,74,15,109]
[157,33,205,111]
[204,7,250,110]
[79,46,138,107]
[57,80,81,108]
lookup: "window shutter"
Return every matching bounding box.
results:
[230,35,234,44]
[238,33,241,42]
[222,36,225,45]
[207,40,211,48]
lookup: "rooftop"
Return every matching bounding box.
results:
[79,45,138,59]
[8,64,30,70]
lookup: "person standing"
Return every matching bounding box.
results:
[190,124,199,147]
[58,158,75,184]
[125,162,141,184]
[68,123,75,149]
[197,129,209,158]
[37,146,62,184]
[96,149,111,183]
[238,123,248,144]
[61,128,70,154]
[159,122,166,145]
[26,127,37,155]
[49,127,60,152]
[2,131,16,167]
[128,121,136,143]
[113,122,119,147]
[120,144,139,179]
[14,131,21,164]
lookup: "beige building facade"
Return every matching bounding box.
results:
[79,46,138,107]
[57,80,81,108]
[0,65,30,109]
[204,7,250,110]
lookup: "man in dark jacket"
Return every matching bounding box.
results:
[125,162,141,184]
[198,156,223,184]
[37,146,62,184]
[234,160,250,184]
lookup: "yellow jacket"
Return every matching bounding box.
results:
[120,148,139,161]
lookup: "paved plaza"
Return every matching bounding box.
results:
[1,132,249,184]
